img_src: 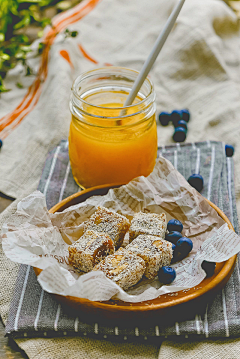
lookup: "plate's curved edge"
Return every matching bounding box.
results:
[49,183,124,214]
[37,184,237,315]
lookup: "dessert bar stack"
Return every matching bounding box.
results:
[126,235,172,279]
[129,211,167,242]
[68,230,115,272]
[93,247,146,290]
[68,206,173,290]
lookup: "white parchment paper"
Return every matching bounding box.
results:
[2,157,240,303]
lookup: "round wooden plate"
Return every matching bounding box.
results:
[34,183,237,325]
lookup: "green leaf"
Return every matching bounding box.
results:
[20,45,32,52]
[12,35,29,43]
[16,82,23,88]
[0,86,10,93]
[40,17,52,27]
[71,31,78,38]
[0,76,10,92]
[38,30,44,38]
[0,0,77,92]
[39,0,55,6]
[14,14,31,30]
[29,5,39,11]
[17,0,43,3]
[25,65,33,76]
[56,1,72,11]
[38,42,45,54]
[15,51,25,59]
[0,53,10,60]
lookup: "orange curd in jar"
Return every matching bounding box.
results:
[69,67,157,189]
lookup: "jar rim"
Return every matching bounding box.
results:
[71,66,155,111]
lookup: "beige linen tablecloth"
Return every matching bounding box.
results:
[0,0,240,358]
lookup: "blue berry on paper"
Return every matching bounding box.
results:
[173,127,187,143]
[167,219,183,233]
[171,243,178,263]
[165,231,182,244]
[0,139,2,149]
[158,266,176,284]
[181,109,190,122]
[201,260,216,277]
[176,237,193,260]
[225,144,234,157]
[159,112,170,126]
[188,174,204,192]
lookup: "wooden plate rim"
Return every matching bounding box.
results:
[34,183,237,313]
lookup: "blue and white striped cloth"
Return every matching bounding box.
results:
[5,140,240,341]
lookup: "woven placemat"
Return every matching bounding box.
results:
[5,140,240,341]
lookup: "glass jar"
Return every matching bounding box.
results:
[69,66,157,189]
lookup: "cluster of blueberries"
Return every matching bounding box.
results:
[158,109,236,159]
[158,108,235,195]
[159,109,190,143]
[0,139,3,149]
[158,218,216,285]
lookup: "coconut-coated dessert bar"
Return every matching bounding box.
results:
[93,247,146,290]
[129,211,167,243]
[84,206,130,248]
[126,234,173,279]
[68,230,115,272]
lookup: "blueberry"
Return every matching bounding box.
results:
[225,144,234,157]
[165,231,182,244]
[170,110,182,126]
[188,174,204,192]
[159,112,170,126]
[167,219,183,233]
[176,237,193,260]
[0,139,2,149]
[175,119,188,131]
[158,266,176,284]
[181,109,190,122]
[171,243,178,263]
[173,127,187,143]
[201,261,216,277]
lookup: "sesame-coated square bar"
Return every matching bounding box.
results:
[68,230,115,272]
[126,234,173,279]
[84,206,130,248]
[93,247,146,290]
[129,211,167,243]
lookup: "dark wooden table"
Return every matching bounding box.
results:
[0,197,28,358]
